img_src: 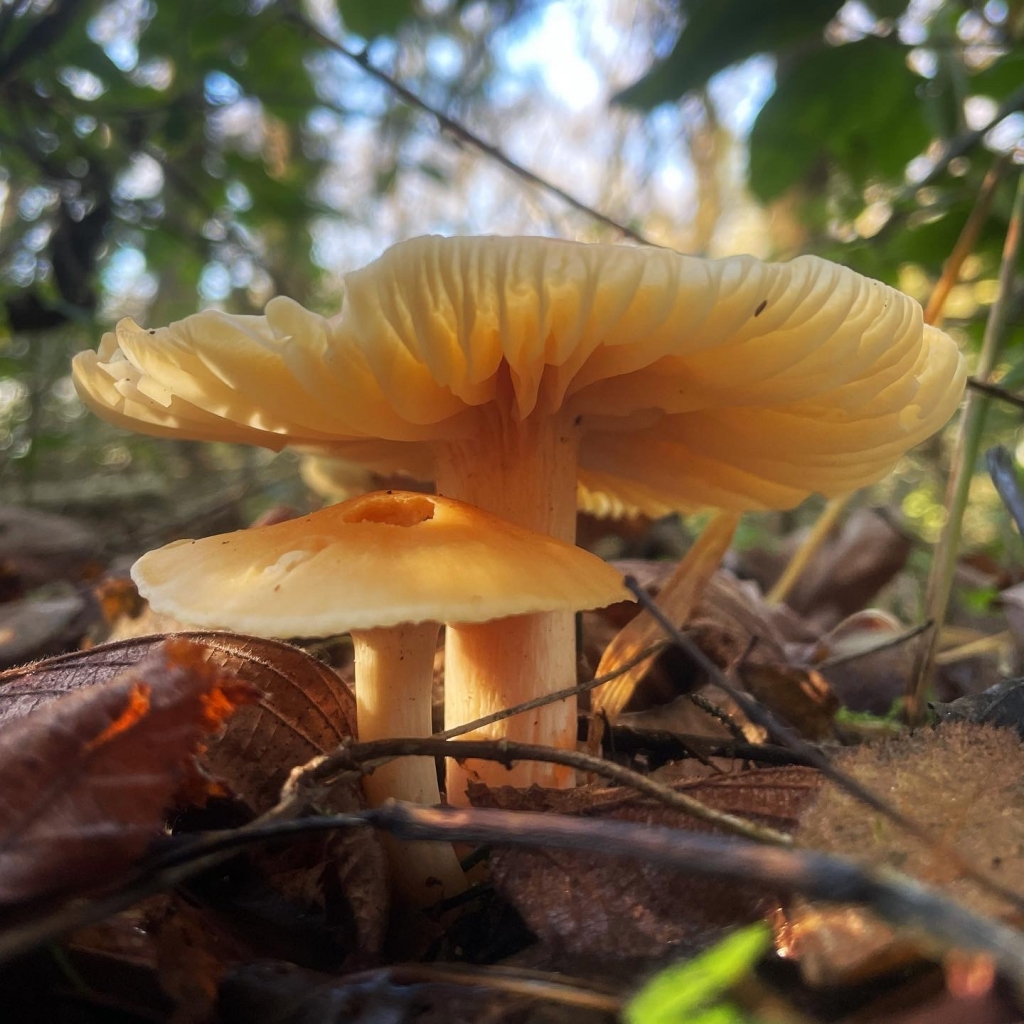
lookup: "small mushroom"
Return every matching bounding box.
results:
[73,237,965,791]
[131,490,629,900]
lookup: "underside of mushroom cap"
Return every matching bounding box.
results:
[131,490,631,637]
[74,235,965,515]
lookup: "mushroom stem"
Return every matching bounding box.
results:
[351,623,466,903]
[436,408,580,797]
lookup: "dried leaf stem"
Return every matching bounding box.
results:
[767,495,848,607]
[909,170,1024,723]
[923,157,1008,327]
[334,962,623,1015]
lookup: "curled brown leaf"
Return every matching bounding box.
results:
[0,638,258,906]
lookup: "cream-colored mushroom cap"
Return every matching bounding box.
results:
[74,235,965,514]
[131,491,631,637]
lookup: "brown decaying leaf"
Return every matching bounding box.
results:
[0,631,357,810]
[150,896,262,1024]
[733,507,912,630]
[0,633,390,960]
[472,766,821,958]
[738,663,838,740]
[0,591,92,670]
[0,506,101,592]
[784,723,1024,987]
[0,638,257,906]
[93,575,146,627]
[585,568,838,742]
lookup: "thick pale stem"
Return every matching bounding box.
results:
[436,407,580,797]
[352,624,465,904]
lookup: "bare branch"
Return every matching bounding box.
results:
[342,736,793,846]
[289,13,655,247]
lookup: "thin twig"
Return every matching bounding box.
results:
[59,804,1024,992]
[968,377,1024,412]
[288,12,654,246]
[376,805,1024,991]
[909,171,1024,723]
[333,962,623,1014]
[623,576,1024,914]
[341,737,792,846]
[687,691,749,744]
[816,620,934,669]
[904,86,1024,196]
[438,641,670,741]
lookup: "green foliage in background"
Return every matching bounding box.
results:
[1,0,1023,535]
[618,0,1024,285]
[0,0,523,498]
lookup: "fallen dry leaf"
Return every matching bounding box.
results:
[932,678,1024,737]
[150,895,261,1024]
[734,508,912,630]
[0,638,257,905]
[784,722,1024,987]
[0,591,92,669]
[738,663,838,740]
[0,506,101,592]
[0,632,389,958]
[585,567,838,743]
[0,631,357,810]
[805,610,920,715]
[472,767,821,958]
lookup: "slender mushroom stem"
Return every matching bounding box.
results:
[436,399,580,797]
[351,623,466,903]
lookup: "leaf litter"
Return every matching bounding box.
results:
[0,637,257,906]
[2,497,1024,1023]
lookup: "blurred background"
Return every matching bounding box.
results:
[0,0,1022,595]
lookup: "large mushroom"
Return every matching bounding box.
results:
[73,236,965,791]
[131,489,630,899]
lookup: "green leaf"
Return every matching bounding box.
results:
[749,38,930,201]
[970,51,1024,102]
[867,0,911,17]
[339,0,416,39]
[614,0,844,109]
[623,923,770,1024]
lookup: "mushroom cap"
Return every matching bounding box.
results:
[131,491,631,637]
[300,453,645,520]
[74,236,965,515]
